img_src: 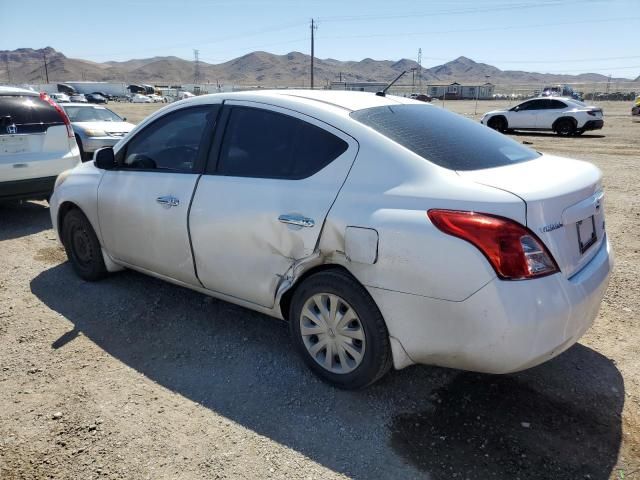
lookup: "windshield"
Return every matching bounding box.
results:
[63,105,123,122]
[350,104,540,171]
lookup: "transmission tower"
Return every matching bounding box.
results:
[193,49,201,85]
[310,18,318,89]
[4,55,10,84]
[417,48,423,92]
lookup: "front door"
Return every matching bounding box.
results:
[508,99,545,128]
[189,102,358,307]
[98,104,219,285]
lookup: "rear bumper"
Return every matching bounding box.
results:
[371,236,612,373]
[582,119,604,131]
[0,176,57,201]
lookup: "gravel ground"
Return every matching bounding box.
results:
[0,100,638,480]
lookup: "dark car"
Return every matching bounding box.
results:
[85,93,108,104]
[91,91,113,101]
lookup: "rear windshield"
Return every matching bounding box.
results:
[0,95,63,134]
[350,104,540,171]
[63,106,122,122]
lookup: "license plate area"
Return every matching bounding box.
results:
[576,216,597,254]
[0,135,29,155]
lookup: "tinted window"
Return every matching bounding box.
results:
[0,95,63,135]
[63,106,122,122]
[525,100,546,110]
[350,104,540,171]
[548,100,567,109]
[123,106,215,172]
[215,107,348,179]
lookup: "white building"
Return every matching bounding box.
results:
[427,82,495,99]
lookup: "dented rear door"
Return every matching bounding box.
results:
[189,101,358,308]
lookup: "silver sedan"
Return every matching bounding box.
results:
[62,103,135,161]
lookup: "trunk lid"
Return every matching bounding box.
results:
[458,154,605,278]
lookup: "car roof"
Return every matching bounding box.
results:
[0,86,39,96]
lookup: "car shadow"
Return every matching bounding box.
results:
[30,263,624,480]
[0,201,51,241]
[509,131,606,139]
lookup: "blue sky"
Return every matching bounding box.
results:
[1,0,639,78]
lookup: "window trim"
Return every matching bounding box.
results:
[114,104,221,174]
[203,101,357,180]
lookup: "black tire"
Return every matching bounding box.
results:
[289,269,392,389]
[61,208,107,281]
[555,118,576,136]
[487,116,507,133]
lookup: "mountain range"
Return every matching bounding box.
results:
[1,47,637,87]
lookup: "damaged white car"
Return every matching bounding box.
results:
[49,90,612,389]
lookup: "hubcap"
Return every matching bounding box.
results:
[71,226,92,266]
[299,293,366,374]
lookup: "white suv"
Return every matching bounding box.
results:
[481,97,604,135]
[0,87,81,201]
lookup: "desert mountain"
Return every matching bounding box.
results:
[1,47,636,86]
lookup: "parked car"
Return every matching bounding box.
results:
[147,94,164,103]
[0,87,80,201]
[92,91,113,101]
[481,97,604,135]
[130,94,152,103]
[50,90,612,389]
[49,93,71,103]
[61,103,135,161]
[69,94,88,103]
[85,93,108,104]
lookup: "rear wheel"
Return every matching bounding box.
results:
[61,208,107,281]
[487,116,507,133]
[289,269,392,389]
[555,118,576,136]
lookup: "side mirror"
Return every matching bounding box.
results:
[513,106,520,112]
[94,147,116,170]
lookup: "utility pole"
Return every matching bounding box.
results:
[417,48,422,92]
[310,18,317,89]
[193,49,201,85]
[4,55,11,84]
[43,51,49,83]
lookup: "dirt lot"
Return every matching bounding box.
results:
[1,100,638,479]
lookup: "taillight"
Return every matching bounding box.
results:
[587,109,602,117]
[40,92,74,138]
[427,209,559,280]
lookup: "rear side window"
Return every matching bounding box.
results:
[548,100,567,109]
[0,95,63,134]
[350,104,540,171]
[215,107,348,179]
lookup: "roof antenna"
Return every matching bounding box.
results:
[376,70,407,97]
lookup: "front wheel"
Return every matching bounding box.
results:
[487,116,507,133]
[61,209,107,281]
[289,269,392,389]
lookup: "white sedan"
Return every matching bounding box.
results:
[481,97,604,135]
[49,90,612,389]
[130,94,152,103]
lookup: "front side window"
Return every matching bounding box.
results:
[122,106,216,172]
[350,104,540,171]
[215,107,348,179]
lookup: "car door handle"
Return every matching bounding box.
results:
[278,214,315,228]
[156,195,179,207]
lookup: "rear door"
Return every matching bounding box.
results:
[536,99,568,129]
[0,94,75,181]
[189,102,358,307]
[98,104,219,285]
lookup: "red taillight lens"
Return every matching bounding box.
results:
[427,209,559,280]
[40,92,74,138]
